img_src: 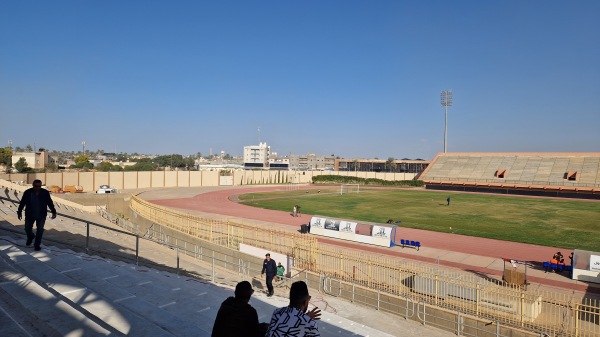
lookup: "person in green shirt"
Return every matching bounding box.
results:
[276,262,285,281]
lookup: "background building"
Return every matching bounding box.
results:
[243,142,270,169]
[335,158,429,173]
[289,154,335,171]
[11,150,53,170]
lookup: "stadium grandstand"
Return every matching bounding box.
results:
[419,152,600,199]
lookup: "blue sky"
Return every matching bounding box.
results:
[1,1,599,160]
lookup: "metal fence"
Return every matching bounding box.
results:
[129,195,600,337]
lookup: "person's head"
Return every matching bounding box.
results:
[289,281,311,312]
[278,262,282,266]
[234,281,254,303]
[32,179,43,191]
[265,253,271,261]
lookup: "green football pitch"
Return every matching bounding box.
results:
[238,187,600,251]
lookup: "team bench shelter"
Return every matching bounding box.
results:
[307,215,397,248]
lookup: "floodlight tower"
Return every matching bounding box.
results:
[82,141,86,154]
[440,90,453,153]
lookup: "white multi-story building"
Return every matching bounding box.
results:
[243,142,270,169]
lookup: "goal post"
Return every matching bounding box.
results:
[340,184,360,195]
[286,183,300,191]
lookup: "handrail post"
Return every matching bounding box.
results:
[176,247,180,275]
[212,250,215,282]
[135,235,139,266]
[520,291,525,326]
[574,302,579,337]
[86,222,90,254]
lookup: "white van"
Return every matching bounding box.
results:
[96,185,116,194]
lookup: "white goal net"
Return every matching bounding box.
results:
[340,184,360,195]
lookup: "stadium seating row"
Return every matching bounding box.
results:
[400,239,421,251]
[543,261,573,274]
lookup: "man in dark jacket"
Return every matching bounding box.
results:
[211,281,267,337]
[261,253,277,297]
[17,180,57,251]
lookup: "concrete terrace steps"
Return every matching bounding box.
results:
[0,238,213,336]
[423,154,600,187]
[0,242,116,336]
[0,236,408,337]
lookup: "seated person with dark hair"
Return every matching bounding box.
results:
[212,281,268,337]
[266,281,321,337]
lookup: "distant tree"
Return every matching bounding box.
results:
[14,157,31,173]
[74,154,90,165]
[0,147,12,165]
[15,146,24,152]
[71,154,93,169]
[97,161,123,171]
[43,163,58,172]
[97,161,114,171]
[25,144,33,152]
[116,153,128,162]
[153,154,186,168]
[386,157,395,172]
[70,162,94,169]
[124,161,157,171]
[179,156,193,169]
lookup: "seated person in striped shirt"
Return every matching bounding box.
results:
[265,281,321,337]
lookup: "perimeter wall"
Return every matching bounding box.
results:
[0,170,417,192]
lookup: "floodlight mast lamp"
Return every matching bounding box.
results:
[440,90,453,153]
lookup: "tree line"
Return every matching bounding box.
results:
[0,147,200,173]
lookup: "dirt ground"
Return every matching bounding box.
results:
[55,192,127,206]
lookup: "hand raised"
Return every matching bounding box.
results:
[307,307,321,321]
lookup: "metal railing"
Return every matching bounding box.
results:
[4,190,598,337]
[127,195,600,337]
[82,209,539,337]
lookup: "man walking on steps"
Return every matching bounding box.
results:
[261,253,277,297]
[17,179,57,251]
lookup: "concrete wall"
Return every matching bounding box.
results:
[572,249,600,284]
[0,170,417,193]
